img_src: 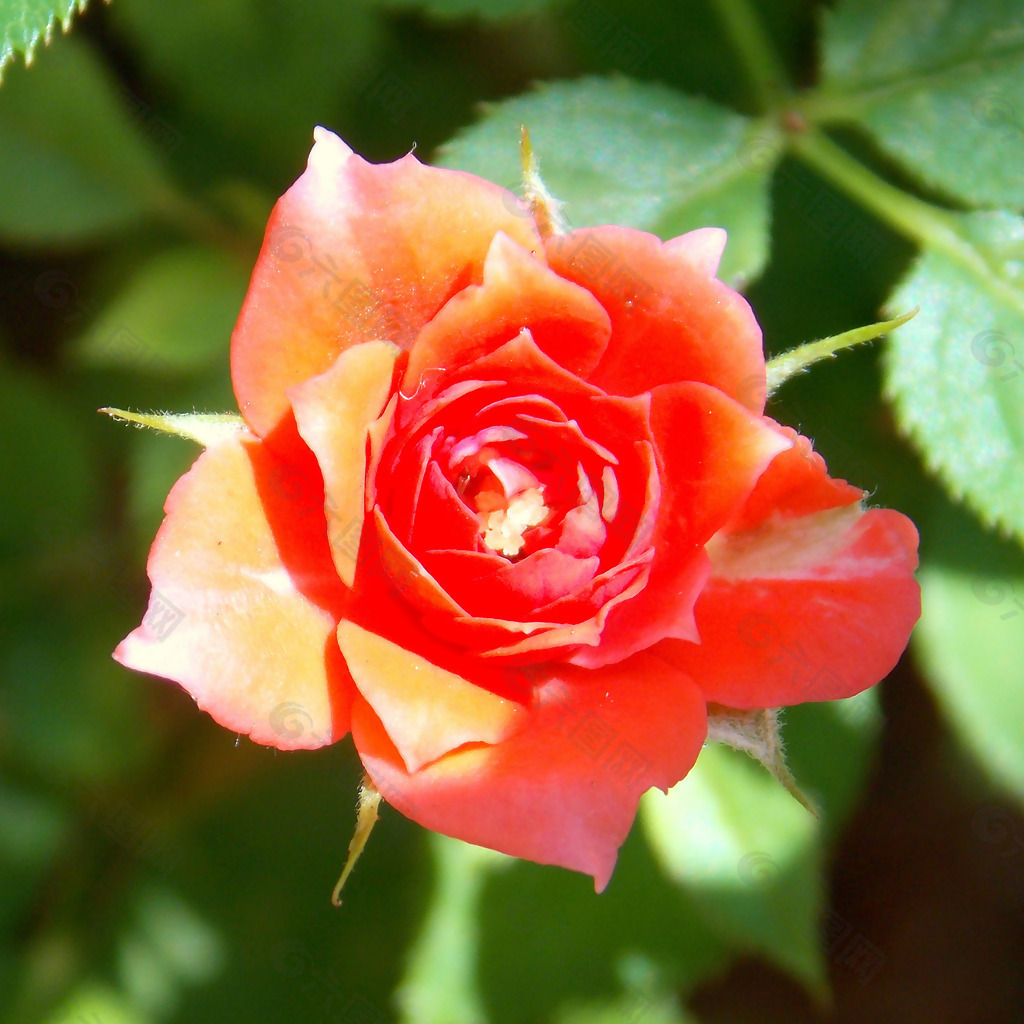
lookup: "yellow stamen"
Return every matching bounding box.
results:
[481,487,548,557]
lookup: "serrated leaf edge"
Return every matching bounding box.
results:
[0,0,91,81]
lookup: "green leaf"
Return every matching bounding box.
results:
[42,983,148,1024]
[0,36,172,244]
[2,599,155,785]
[641,743,826,994]
[819,0,1024,209]
[884,208,1024,541]
[0,781,68,935]
[0,0,85,78]
[476,828,727,1024]
[0,355,95,560]
[776,694,884,843]
[375,0,555,16]
[439,77,779,287]
[554,962,697,1024]
[396,834,509,1024]
[72,247,249,374]
[118,884,225,1017]
[913,501,1024,803]
[109,0,383,182]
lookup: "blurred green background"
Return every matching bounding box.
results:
[2,0,1023,1021]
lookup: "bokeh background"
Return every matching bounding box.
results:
[2,0,1023,1022]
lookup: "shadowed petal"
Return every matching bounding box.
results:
[290,339,399,586]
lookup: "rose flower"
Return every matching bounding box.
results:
[115,128,920,890]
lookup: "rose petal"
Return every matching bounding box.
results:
[566,386,787,669]
[723,425,866,533]
[344,544,546,701]
[463,548,603,621]
[114,433,350,750]
[290,340,399,586]
[447,327,605,403]
[350,652,708,890]
[402,231,611,393]
[660,503,921,708]
[232,127,544,444]
[409,461,484,553]
[567,547,710,669]
[337,620,524,773]
[663,227,728,277]
[370,510,603,658]
[546,226,766,408]
[649,382,793,548]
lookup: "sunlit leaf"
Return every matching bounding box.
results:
[884,208,1024,540]
[397,835,509,1024]
[439,76,778,287]
[913,501,1024,804]
[0,0,86,78]
[820,0,1024,208]
[42,983,147,1024]
[641,744,826,994]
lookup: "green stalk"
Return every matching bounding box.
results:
[711,0,790,111]
[765,309,918,393]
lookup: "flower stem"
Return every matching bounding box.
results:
[791,131,1024,320]
[710,0,790,111]
[789,130,959,253]
[765,309,918,393]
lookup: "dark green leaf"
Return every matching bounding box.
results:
[109,0,383,182]
[477,826,727,1024]
[0,782,68,935]
[0,355,95,560]
[72,247,248,374]
[0,36,172,244]
[376,0,555,16]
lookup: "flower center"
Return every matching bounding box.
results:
[478,487,549,557]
